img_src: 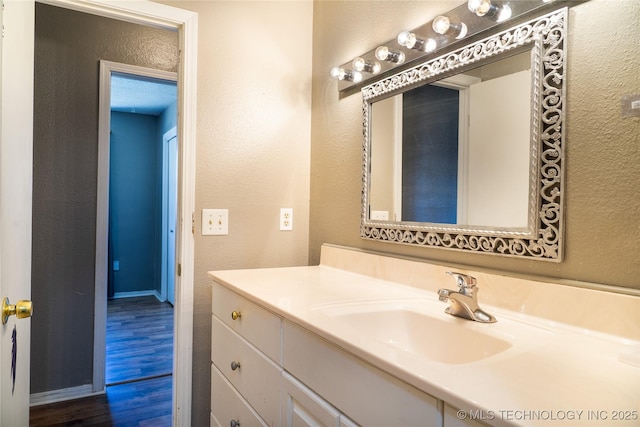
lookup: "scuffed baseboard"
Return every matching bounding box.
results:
[112,290,164,301]
[30,384,104,407]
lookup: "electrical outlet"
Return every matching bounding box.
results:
[371,210,389,221]
[280,208,293,231]
[202,209,229,235]
[622,94,640,117]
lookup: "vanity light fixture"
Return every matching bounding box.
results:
[352,57,381,74]
[374,46,405,64]
[432,15,468,39]
[332,0,558,92]
[468,0,512,22]
[330,66,363,83]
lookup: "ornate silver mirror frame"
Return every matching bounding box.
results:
[361,8,567,261]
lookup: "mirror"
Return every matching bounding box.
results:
[361,8,567,261]
[370,51,531,227]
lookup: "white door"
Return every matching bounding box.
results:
[0,1,35,425]
[167,133,178,305]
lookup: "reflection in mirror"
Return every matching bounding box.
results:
[369,51,531,228]
[361,8,567,261]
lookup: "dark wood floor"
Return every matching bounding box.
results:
[30,296,173,427]
[106,296,173,385]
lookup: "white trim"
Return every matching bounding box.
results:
[174,10,198,427]
[30,384,103,407]
[95,60,177,395]
[457,87,470,225]
[431,75,478,225]
[111,290,163,301]
[392,95,403,222]
[36,2,197,426]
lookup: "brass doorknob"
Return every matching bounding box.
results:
[231,311,241,321]
[2,297,33,325]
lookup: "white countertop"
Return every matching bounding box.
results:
[209,265,640,427]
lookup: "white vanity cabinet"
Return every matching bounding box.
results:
[211,279,491,427]
[283,320,440,426]
[211,282,283,426]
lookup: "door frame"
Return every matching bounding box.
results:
[95,59,177,383]
[39,1,198,425]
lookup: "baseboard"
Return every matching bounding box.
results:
[30,384,104,407]
[112,290,164,301]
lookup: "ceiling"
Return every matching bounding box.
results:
[110,74,177,116]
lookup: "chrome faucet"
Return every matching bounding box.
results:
[437,271,496,323]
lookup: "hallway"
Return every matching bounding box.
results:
[106,296,173,385]
[30,297,173,426]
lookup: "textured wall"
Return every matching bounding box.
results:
[32,3,178,394]
[156,2,313,424]
[310,0,640,290]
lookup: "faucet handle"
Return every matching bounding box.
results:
[446,271,477,294]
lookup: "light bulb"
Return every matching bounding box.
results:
[432,16,452,35]
[468,0,512,22]
[496,5,512,22]
[457,23,468,39]
[397,31,427,51]
[468,0,491,15]
[397,31,416,48]
[352,57,381,74]
[352,57,365,71]
[375,46,390,61]
[329,67,362,83]
[351,70,363,83]
[375,46,405,64]
[432,15,467,39]
[424,38,438,53]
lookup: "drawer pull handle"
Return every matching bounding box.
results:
[230,420,240,427]
[230,361,241,371]
[231,311,241,320]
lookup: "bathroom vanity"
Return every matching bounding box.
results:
[209,245,639,427]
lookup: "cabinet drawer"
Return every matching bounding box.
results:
[211,364,268,427]
[282,371,342,427]
[283,320,439,426]
[212,281,282,363]
[212,315,281,426]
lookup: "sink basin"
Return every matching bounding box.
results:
[321,303,512,364]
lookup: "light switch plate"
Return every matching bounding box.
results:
[202,209,228,235]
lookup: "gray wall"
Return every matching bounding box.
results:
[110,111,162,296]
[31,3,178,394]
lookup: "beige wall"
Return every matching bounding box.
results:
[310,0,640,290]
[156,0,638,422]
[157,1,312,424]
